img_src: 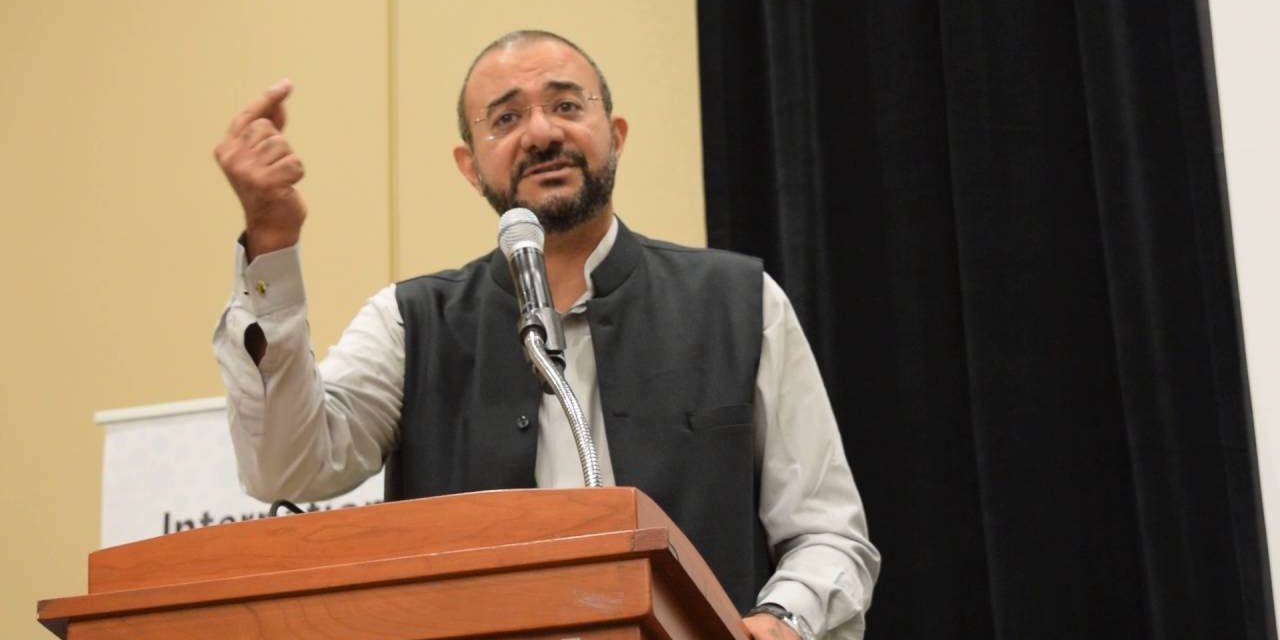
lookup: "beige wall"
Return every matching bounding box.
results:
[0,1,702,637]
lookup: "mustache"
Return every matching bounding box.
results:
[513,146,589,182]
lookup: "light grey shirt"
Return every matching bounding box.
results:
[214,217,880,638]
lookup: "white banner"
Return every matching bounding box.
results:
[98,397,384,549]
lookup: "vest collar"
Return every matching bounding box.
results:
[489,216,643,299]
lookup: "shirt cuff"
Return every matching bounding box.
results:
[757,579,823,637]
[235,241,306,317]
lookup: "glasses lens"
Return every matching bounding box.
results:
[483,95,596,140]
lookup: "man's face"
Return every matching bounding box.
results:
[454,39,627,233]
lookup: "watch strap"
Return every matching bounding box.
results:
[748,602,817,640]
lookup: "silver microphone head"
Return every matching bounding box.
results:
[498,208,544,259]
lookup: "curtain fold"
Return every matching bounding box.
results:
[697,1,1270,638]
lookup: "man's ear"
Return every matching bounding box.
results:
[610,116,629,156]
[453,144,481,192]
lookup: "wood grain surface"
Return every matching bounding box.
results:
[67,559,652,639]
[87,489,642,593]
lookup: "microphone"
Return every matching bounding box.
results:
[497,209,602,486]
[496,209,601,483]
[497,208,567,363]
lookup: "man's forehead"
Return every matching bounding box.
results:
[464,39,598,106]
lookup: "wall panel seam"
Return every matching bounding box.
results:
[387,0,400,282]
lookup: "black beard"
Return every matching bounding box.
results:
[480,144,617,234]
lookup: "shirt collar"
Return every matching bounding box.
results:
[567,214,620,311]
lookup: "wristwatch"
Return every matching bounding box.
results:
[748,602,817,640]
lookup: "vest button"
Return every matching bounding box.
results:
[516,415,530,430]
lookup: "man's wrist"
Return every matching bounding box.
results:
[245,230,300,262]
[747,602,816,640]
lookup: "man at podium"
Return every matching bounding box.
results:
[213,30,879,639]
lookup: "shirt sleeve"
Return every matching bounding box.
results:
[212,240,404,502]
[754,273,881,639]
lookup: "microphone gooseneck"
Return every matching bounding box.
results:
[523,330,602,488]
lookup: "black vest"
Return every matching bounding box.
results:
[387,221,770,611]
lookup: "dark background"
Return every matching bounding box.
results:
[697,1,1271,638]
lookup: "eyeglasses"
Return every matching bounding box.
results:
[471,94,602,141]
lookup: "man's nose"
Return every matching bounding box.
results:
[520,105,565,150]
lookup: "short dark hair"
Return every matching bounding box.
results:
[456,30,614,147]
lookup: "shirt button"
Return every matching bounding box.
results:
[516,415,531,430]
[256,280,268,296]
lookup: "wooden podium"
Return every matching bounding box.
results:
[38,488,749,639]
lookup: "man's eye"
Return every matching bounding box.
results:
[554,100,583,114]
[492,112,520,129]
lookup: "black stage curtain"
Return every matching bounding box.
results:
[697,1,1271,638]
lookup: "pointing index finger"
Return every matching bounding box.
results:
[228,79,293,135]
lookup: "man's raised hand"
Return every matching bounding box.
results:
[214,79,306,261]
